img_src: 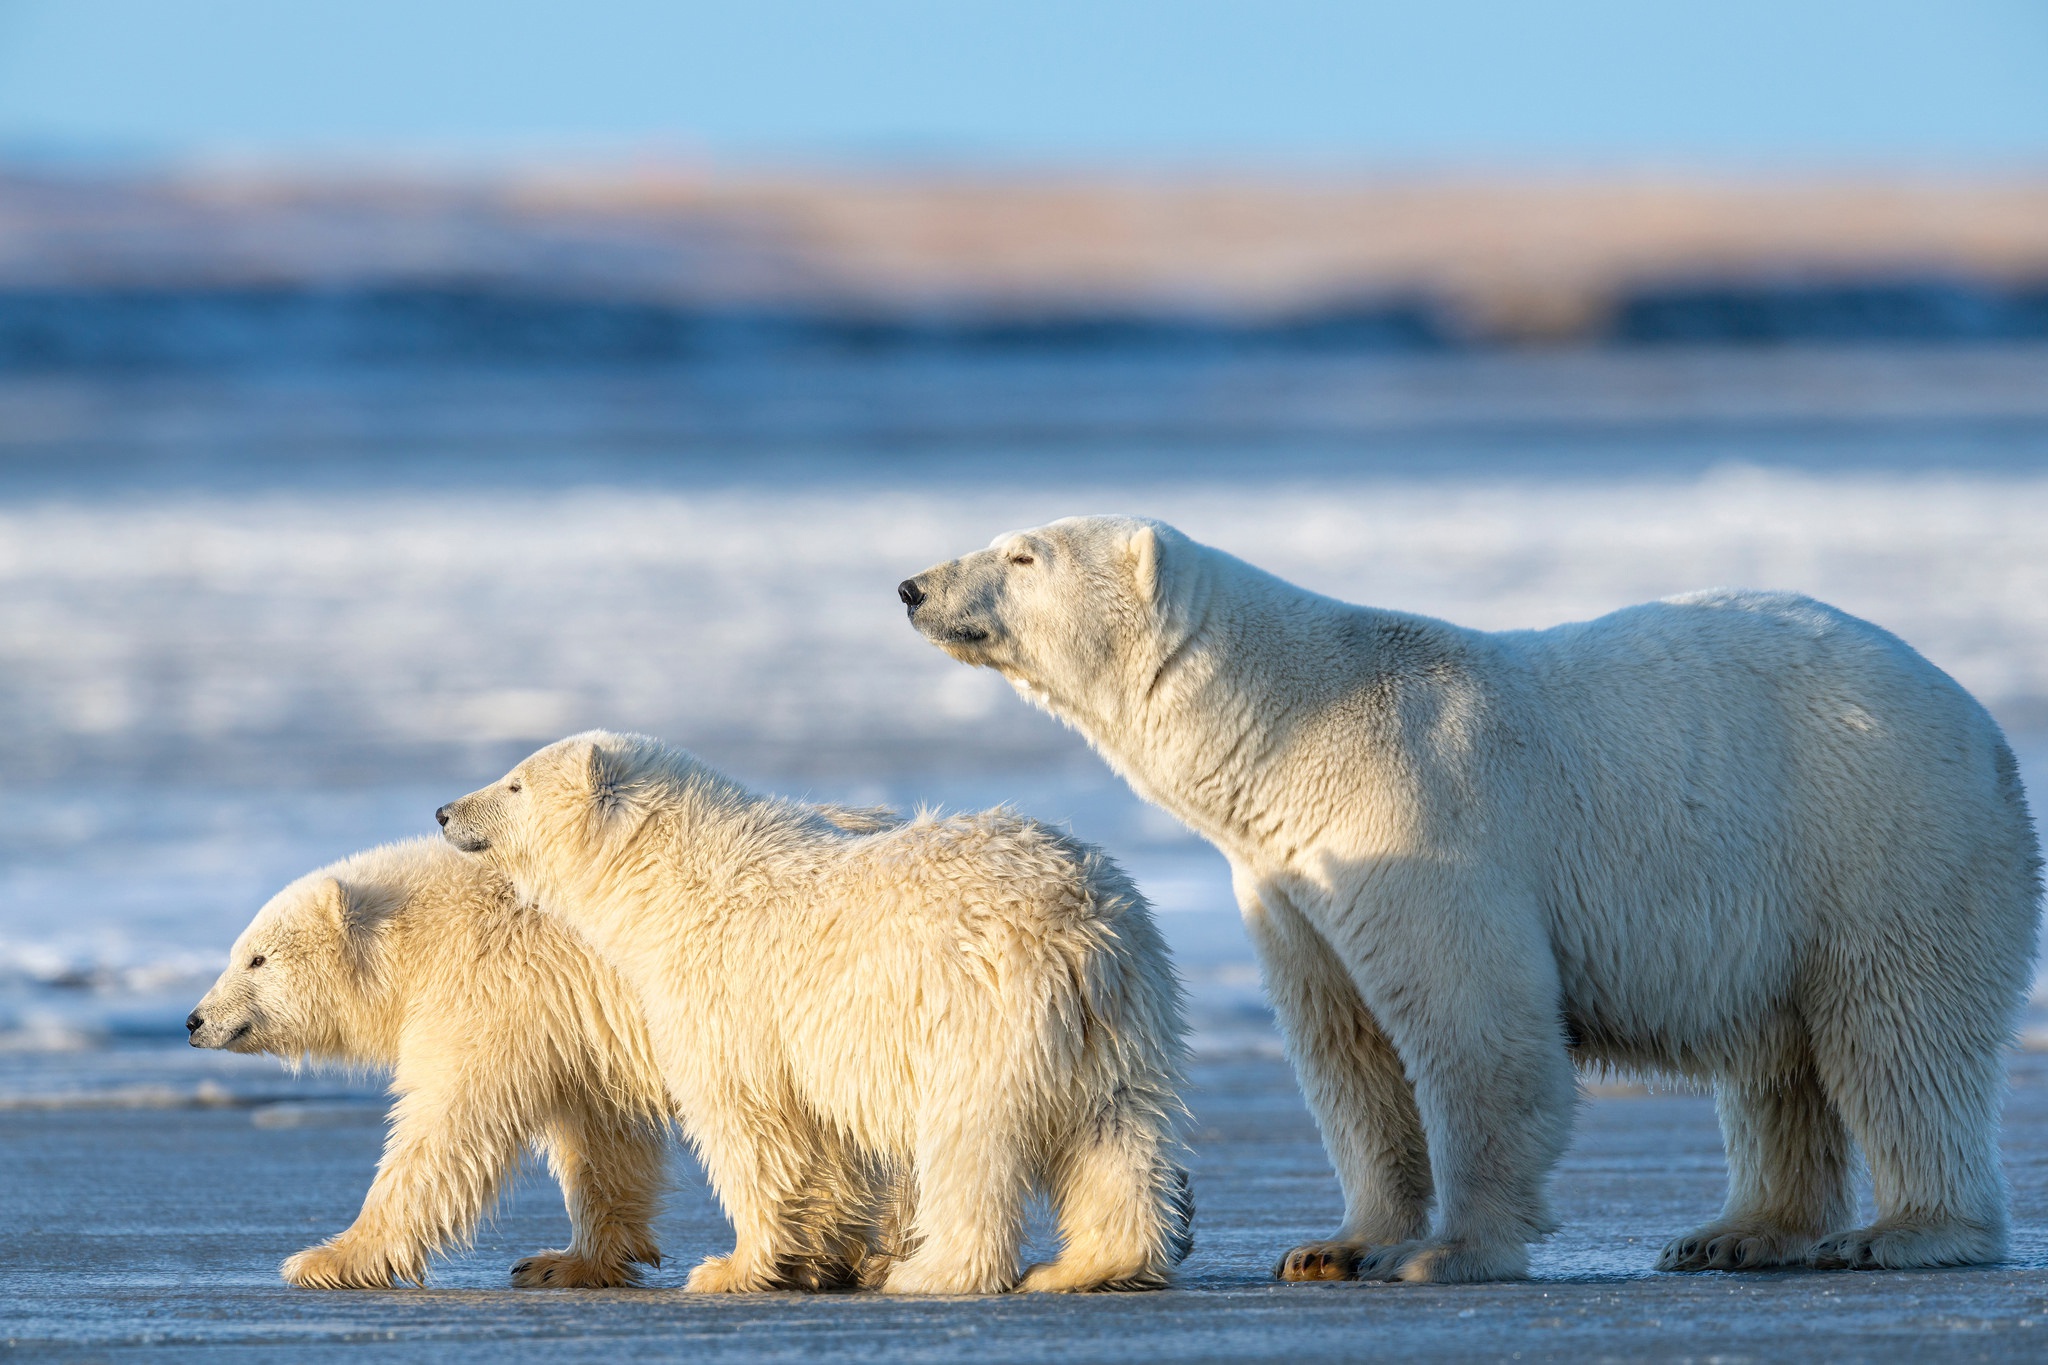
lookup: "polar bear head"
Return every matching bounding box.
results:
[437,730,699,907]
[898,515,1195,727]
[187,867,401,1057]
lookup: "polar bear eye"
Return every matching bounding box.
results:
[248,954,266,969]
[1009,554,1035,567]
[507,781,522,793]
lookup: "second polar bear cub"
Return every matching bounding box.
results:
[187,837,671,1290]
[438,731,1191,1296]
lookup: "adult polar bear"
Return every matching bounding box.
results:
[899,515,2041,1284]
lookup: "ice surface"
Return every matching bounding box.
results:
[0,352,2043,1076]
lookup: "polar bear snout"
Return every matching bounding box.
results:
[900,573,993,643]
[898,561,1005,657]
[437,797,496,854]
[185,995,257,1051]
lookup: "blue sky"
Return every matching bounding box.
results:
[0,0,2042,166]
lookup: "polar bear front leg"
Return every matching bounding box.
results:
[515,1110,667,1288]
[1238,877,1432,1282]
[683,1107,838,1293]
[1327,886,1577,1284]
[284,1082,527,1289]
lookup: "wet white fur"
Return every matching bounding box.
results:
[189,837,672,1289]
[440,733,1192,1296]
[903,514,2042,1282]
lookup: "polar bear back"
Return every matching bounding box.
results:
[733,811,1182,1150]
[1475,588,2037,1068]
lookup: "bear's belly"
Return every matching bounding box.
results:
[1551,908,1806,1077]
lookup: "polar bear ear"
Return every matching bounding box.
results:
[1126,524,1160,607]
[320,876,398,936]
[313,877,350,930]
[586,740,626,814]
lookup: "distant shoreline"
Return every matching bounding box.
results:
[4,165,2047,357]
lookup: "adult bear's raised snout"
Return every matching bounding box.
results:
[439,800,492,853]
[898,578,926,609]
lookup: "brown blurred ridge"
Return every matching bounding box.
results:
[4,165,2048,343]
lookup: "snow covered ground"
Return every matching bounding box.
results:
[1,350,2044,1075]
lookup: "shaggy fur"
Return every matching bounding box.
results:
[187,837,673,1289]
[438,733,1192,1296]
[900,515,2042,1283]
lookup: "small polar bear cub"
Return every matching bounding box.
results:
[186,837,673,1289]
[901,515,2041,1284]
[437,731,1193,1296]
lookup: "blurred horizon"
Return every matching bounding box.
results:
[2,2,2045,357]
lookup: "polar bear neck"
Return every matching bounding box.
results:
[558,769,830,944]
[1074,560,1466,867]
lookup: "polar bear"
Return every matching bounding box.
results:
[186,837,673,1289]
[436,732,1192,1296]
[899,515,2042,1283]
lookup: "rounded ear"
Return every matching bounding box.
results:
[323,875,401,934]
[587,739,628,815]
[1127,524,1160,607]
[314,877,349,930]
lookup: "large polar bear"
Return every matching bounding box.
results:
[436,731,1192,1296]
[899,515,2042,1284]
[186,837,672,1289]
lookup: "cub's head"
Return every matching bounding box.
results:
[898,515,1187,722]
[437,730,674,901]
[186,871,396,1057]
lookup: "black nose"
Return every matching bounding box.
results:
[185,1011,203,1034]
[436,805,451,827]
[898,579,925,608]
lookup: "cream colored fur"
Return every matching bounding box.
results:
[188,837,671,1289]
[438,734,1191,1296]
[901,514,2042,1283]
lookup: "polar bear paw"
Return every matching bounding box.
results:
[510,1249,644,1289]
[281,1241,416,1290]
[878,1255,1013,1296]
[1657,1225,1815,1272]
[1275,1240,1366,1281]
[1808,1219,2003,1271]
[1019,1258,1169,1293]
[686,1254,769,1293]
[1351,1238,1529,1284]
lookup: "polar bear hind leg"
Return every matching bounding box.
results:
[881,1109,1033,1295]
[1807,988,2009,1269]
[1659,1054,1854,1271]
[512,1111,666,1288]
[1020,1129,1192,1292]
